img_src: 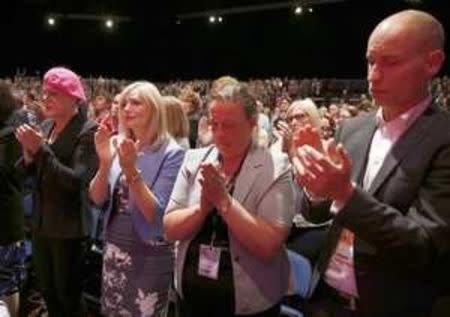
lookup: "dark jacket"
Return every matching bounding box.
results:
[305,104,450,316]
[0,112,25,245]
[20,111,98,239]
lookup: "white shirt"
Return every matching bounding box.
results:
[324,96,432,297]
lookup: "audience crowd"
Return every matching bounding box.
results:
[2,72,450,317]
[6,74,450,140]
[1,9,450,317]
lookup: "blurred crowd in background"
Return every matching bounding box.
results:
[4,74,450,150]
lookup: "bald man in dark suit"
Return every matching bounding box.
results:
[293,10,450,317]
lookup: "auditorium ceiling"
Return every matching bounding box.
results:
[2,0,448,79]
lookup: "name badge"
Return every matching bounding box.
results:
[198,244,221,280]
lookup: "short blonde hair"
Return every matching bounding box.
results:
[118,81,168,144]
[162,96,189,139]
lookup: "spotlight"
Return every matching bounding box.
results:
[218,16,223,23]
[209,15,216,23]
[105,19,114,28]
[294,6,303,15]
[47,17,56,26]
[308,7,314,13]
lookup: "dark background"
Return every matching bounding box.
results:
[1,0,449,80]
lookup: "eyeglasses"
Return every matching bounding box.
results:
[42,90,60,100]
[286,113,308,123]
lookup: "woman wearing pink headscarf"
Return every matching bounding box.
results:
[15,67,98,317]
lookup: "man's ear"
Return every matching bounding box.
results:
[425,49,445,77]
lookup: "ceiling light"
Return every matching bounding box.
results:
[47,17,56,26]
[105,19,114,28]
[294,6,303,15]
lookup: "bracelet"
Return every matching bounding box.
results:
[126,169,143,185]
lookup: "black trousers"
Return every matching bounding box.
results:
[178,298,280,317]
[32,234,87,317]
[304,281,360,317]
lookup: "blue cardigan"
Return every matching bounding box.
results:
[104,137,185,243]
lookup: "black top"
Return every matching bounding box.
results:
[181,154,246,314]
[0,113,25,245]
[182,208,235,314]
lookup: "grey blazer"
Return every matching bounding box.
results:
[166,143,295,314]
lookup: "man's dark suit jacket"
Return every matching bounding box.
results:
[304,103,450,316]
[21,110,98,239]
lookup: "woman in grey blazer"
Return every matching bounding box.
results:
[164,79,295,316]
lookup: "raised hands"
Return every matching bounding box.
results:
[15,124,44,163]
[276,120,294,154]
[199,162,230,213]
[117,138,139,175]
[292,125,354,203]
[94,124,114,167]
[292,124,324,154]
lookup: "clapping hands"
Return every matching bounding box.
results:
[15,124,44,163]
[199,162,230,213]
[94,124,115,167]
[291,125,354,203]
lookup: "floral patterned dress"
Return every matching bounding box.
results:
[102,174,173,317]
